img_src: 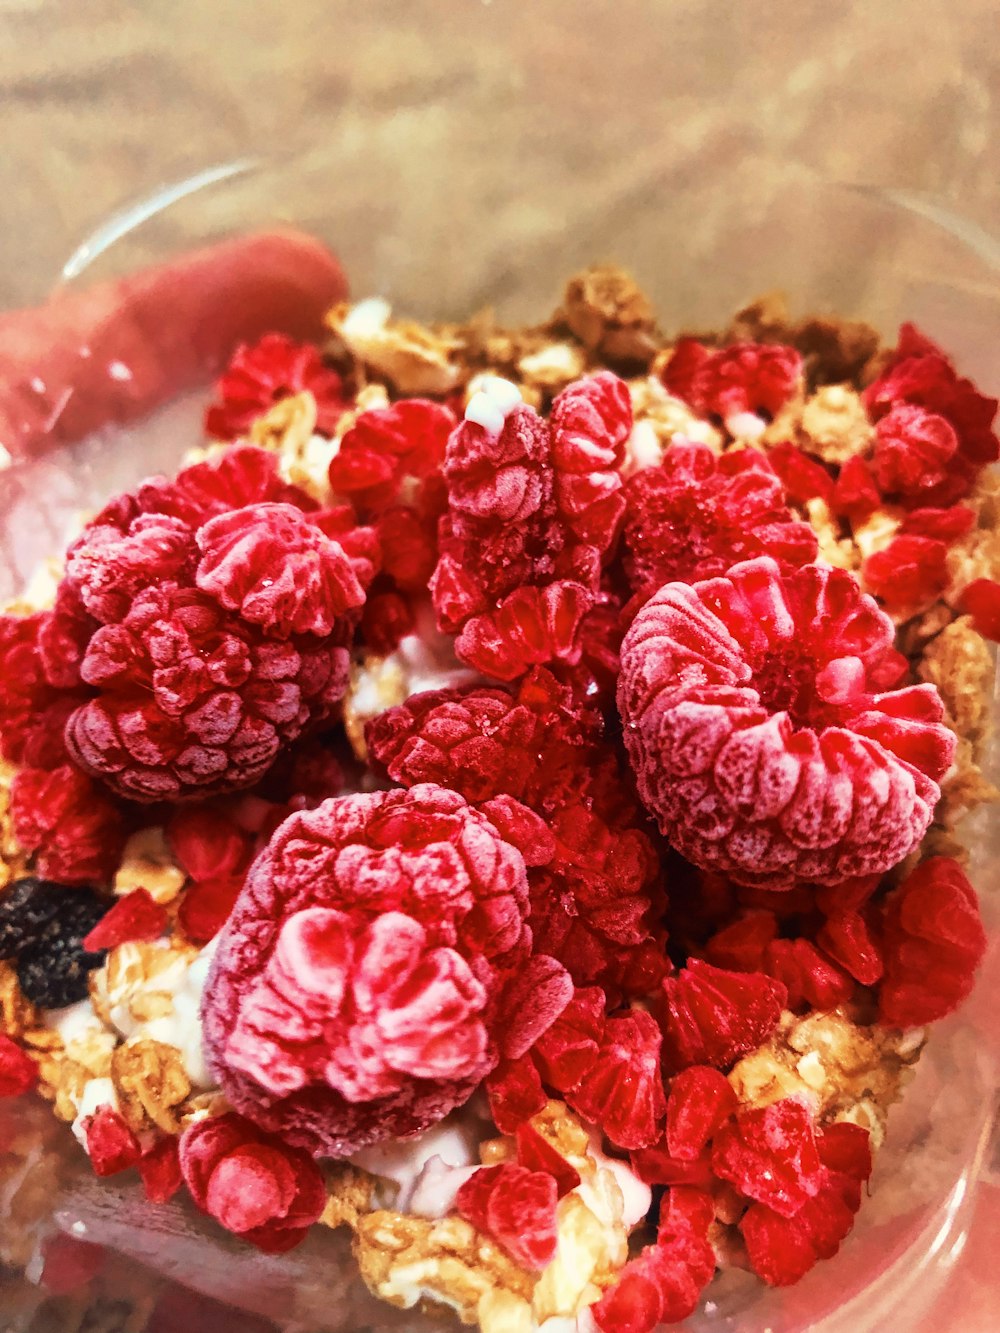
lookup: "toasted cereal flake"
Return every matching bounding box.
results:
[728,1008,922,1149]
[319,1161,378,1231]
[0,761,28,891]
[110,1038,191,1136]
[113,828,187,906]
[626,374,723,469]
[805,498,859,571]
[918,616,995,748]
[852,506,902,562]
[328,299,464,395]
[799,385,874,464]
[248,390,343,504]
[517,343,587,394]
[561,266,658,365]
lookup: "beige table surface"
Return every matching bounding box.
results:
[0,0,997,310]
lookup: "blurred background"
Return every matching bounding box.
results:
[0,0,997,309]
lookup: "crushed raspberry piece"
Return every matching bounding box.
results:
[142,443,318,527]
[455,1163,559,1270]
[629,1142,716,1190]
[622,443,817,603]
[899,504,977,542]
[203,785,569,1155]
[329,400,456,513]
[177,876,244,945]
[0,1034,38,1097]
[661,959,786,1071]
[431,374,629,679]
[959,577,1000,641]
[84,1105,142,1177]
[766,443,835,507]
[83,888,167,951]
[485,1055,546,1134]
[618,556,955,888]
[564,1008,666,1150]
[665,1065,737,1161]
[864,323,999,505]
[0,593,92,769]
[515,1122,581,1196]
[138,1136,184,1204]
[592,1186,716,1332]
[704,909,778,972]
[863,534,949,611]
[195,502,372,636]
[532,986,605,1092]
[816,909,884,986]
[831,455,880,521]
[741,1121,872,1286]
[662,339,802,432]
[205,333,347,440]
[762,938,854,1010]
[878,856,987,1026]
[712,1098,823,1216]
[179,1112,326,1253]
[167,804,252,882]
[11,764,126,885]
[375,505,438,592]
[871,403,959,502]
[39,1234,106,1294]
[359,588,416,655]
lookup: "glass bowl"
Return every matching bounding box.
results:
[1,150,998,1333]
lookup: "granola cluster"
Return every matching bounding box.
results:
[0,266,996,1331]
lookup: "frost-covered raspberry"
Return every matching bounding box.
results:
[662,339,803,436]
[328,399,455,514]
[618,556,955,888]
[863,323,999,506]
[11,763,126,885]
[430,372,631,679]
[202,784,570,1156]
[622,443,817,604]
[43,447,376,802]
[205,333,347,441]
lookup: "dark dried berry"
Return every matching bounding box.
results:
[12,889,109,1008]
[0,878,69,958]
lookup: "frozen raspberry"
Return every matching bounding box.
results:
[431,374,630,679]
[0,592,92,769]
[203,785,569,1156]
[65,582,350,802]
[515,1123,581,1196]
[204,333,347,440]
[832,455,880,521]
[177,876,245,945]
[762,938,854,1010]
[878,856,986,1026]
[765,443,835,508]
[68,513,197,625]
[532,986,605,1092]
[863,323,999,505]
[359,589,416,655]
[455,1163,559,1270]
[898,504,976,542]
[11,764,126,885]
[82,888,167,951]
[375,505,439,592]
[959,578,1000,641]
[704,909,778,972]
[0,1034,38,1097]
[179,1112,326,1253]
[871,403,959,502]
[661,959,786,1072]
[815,909,883,986]
[665,1065,737,1161]
[139,444,318,527]
[167,804,252,882]
[485,1055,546,1134]
[526,804,667,997]
[618,556,955,888]
[712,1098,823,1216]
[740,1121,871,1286]
[662,339,802,434]
[622,444,817,604]
[138,1136,183,1204]
[863,535,950,611]
[84,1106,142,1177]
[195,502,371,636]
[563,1008,666,1150]
[329,399,455,512]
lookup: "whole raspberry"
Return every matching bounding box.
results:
[202,785,568,1156]
[618,556,955,888]
[622,443,817,603]
[52,447,374,802]
[328,399,455,514]
[862,534,950,612]
[662,339,803,435]
[878,856,986,1026]
[204,333,347,441]
[430,373,631,679]
[11,763,126,885]
[863,323,999,505]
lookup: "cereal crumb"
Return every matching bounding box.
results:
[561,266,658,366]
[328,300,464,396]
[113,828,186,906]
[110,1038,191,1135]
[800,384,874,464]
